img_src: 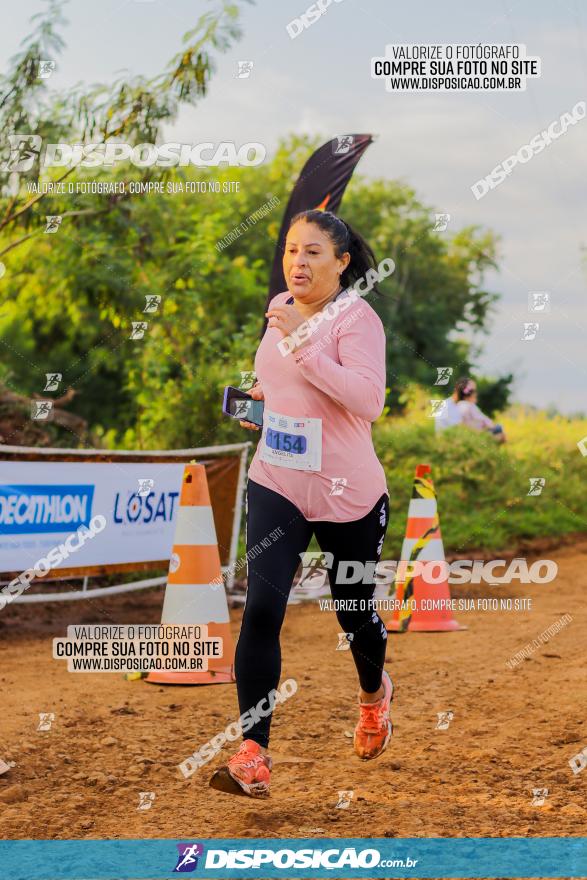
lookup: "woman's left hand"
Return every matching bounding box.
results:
[265,304,307,340]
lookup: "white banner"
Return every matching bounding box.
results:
[0,461,187,572]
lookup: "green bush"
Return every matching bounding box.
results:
[373,409,587,555]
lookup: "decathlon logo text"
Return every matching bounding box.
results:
[0,136,266,171]
[0,485,94,534]
[471,101,586,199]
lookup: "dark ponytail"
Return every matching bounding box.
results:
[289,209,383,295]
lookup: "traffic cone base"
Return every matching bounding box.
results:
[146,463,236,685]
[145,620,235,684]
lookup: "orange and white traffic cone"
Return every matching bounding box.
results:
[146,463,236,684]
[386,464,465,633]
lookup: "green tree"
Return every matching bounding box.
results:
[0,0,253,255]
[0,135,503,449]
[0,0,253,443]
[0,4,504,449]
[476,373,514,418]
[340,179,499,406]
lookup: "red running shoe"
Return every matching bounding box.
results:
[353,669,394,760]
[209,739,272,798]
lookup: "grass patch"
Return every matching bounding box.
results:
[234,408,587,563]
[374,407,587,555]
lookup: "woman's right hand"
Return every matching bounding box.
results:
[239,381,264,432]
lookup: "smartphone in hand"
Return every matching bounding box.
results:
[222,386,264,427]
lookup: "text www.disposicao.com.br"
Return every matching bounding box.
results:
[70,657,202,671]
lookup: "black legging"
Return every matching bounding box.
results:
[234,478,390,747]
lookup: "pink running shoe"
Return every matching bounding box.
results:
[353,669,394,760]
[209,739,272,798]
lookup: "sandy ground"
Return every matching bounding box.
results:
[0,541,586,847]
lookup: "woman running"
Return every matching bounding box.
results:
[209,209,392,798]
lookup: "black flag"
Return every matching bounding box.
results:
[262,134,374,336]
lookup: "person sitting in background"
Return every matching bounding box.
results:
[434,388,463,433]
[454,377,506,443]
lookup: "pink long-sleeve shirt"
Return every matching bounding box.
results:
[247,288,389,522]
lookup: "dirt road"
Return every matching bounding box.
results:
[0,542,585,841]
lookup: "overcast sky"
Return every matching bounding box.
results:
[2,0,586,413]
